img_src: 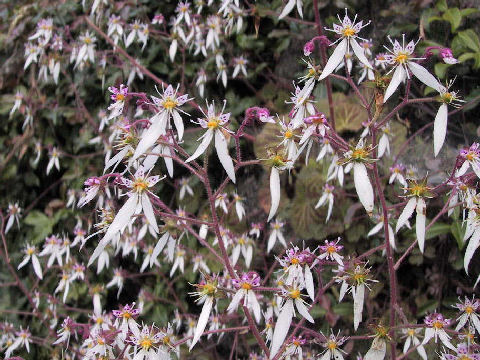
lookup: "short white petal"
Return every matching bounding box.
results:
[278,0,296,19]
[227,289,245,313]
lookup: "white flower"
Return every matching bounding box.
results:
[268,219,287,253]
[10,92,23,117]
[433,82,464,156]
[270,282,314,358]
[133,84,191,160]
[287,84,316,129]
[457,143,480,179]
[170,246,186,277]
[29,18,53,45]
[5,202,21,234]
[388,164,407,187]
[278,0,303,20]
[320,9,372,80]
[402,328,427,360]
[319,332,347,360]
[46,147,60,175]
[128,324,162,360]
[383,35,445,102]
[196,69,207,98]
[319,238,344,266]
[343,140,375,214]
[88,168,162,266]
[5,328,31,358]
[267,154,293,221]
[422,312,456,351]
[231,233,253,268]
[18,243,43,279]
[75,31,96,68]
[368,214,395,249]
[227,272,262,323]
[395,180,432,253]
[316,183,335,222]
[24,43,41,70]
[278,246,316,301]
[193,255,210,274]
[179,177,194,200]
[186,100,236,183]
[232,56,248,78]
[463,204,480,274]
[189,276,218,350]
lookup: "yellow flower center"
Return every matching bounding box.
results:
[395,52,409,64]
[96,317,104,324]
[162,98,177,110]
[342,27,356,37]
[409,184,428,197]
[289,289,301,299]
[284,130,293,139]
[241,282,252,290]
[163,336,170,345]
[327,341,337,350]
[326,245,336,254]
[291,258,299,265]
[97,337,105,345]
[432,321,444,329]
[353,273,365,283]
[84,37,92,44]
[407,329,415,336]
[352,148,369,160]
[140,338,153,350]
[115,94,125,102]
[203,283,216,294]
[442,92,453,103]
[122,312,131,319]
[466,152,475,161]
[238,237,246,245]
[207,118,220,129]
[27,248,35,255]
[133,179,148,193]
[465,306,474,314]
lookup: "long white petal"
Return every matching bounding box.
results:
[295,299,314,323]
[270,299,294,358]
[433,103,448,157]
[464,227,480,273]
[18,256,30,270]
[172,111,184,141]
[32,255,43,280]
[278,0,296,19]
[214,130,236,183]
[395,198,417,233]
[415,198,426,253]
[133,113,167,161]
[190,296,213,350]
[249,290,262,323]
[383,65,405,103]
[268,167,281,221]
[153,232,169,260]
[353,163,374,214]
[364,337,386,360]
[186,129,213,163]
[304,266,315,302]
[88,195,138,266]
[353,283,365,331]
[319,38,348,80]
[227,289,245,313]
[368,222,383,237]
[408,62,444,93]
[141,194,159,234]
[351,38,373,69]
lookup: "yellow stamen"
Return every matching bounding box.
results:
[342,27,355,37]
[289,289,301,299]
[395,52,408,64]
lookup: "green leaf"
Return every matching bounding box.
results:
[425,222,451,240]
[458,52,476,63]
[434,63,451,79]
[24,211,54,244]
[460,8,479,17]
[436,0,448,12]
[457,30,480,52]
[443,8,462,32]
[451,221,466,250]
